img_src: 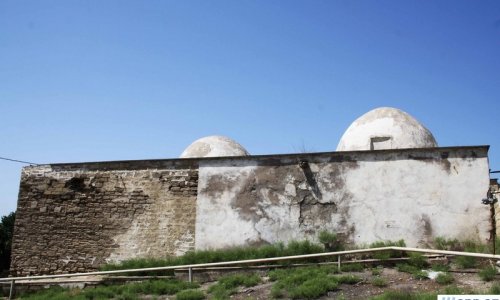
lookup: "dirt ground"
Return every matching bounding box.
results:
[222,268,499,300]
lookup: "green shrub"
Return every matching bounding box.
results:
[396,264,428,280]
[318,230,343,251]
[370,240,406,260]
[371,276,387,287]
[337,274,362,284]
[208,273,261,299]
[408,253,427,268]
[176,289,205,300]
[431,263,450,272]
[490,282,500,294]
[479,265,497,281]
[434,237,461,251]
[372,267,382,276]
[288,277,338,299]
[435,272,454,285]
[102,240,326,273]
[269,266,339,299]
[340,263,364,272]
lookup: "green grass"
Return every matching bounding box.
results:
[269,266,339,299]
[478,265,497,281]
[407,253,427,269]
[176,289,205,300]
[337,274,362,284]
[396,264,428,280]
[19,279,199,300]
[101,240,326,275]
[371,276,388,287]
[208,273,261,299]
[435,272,454,285]
[372,267,383,276]
[430,263,449,272]
[490,282,500,294]
[318,230,344,251]
[369,240,406,260]
[340,263,365,272]
[370,291,438,300]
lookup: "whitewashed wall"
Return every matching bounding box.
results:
[195,147,490,249]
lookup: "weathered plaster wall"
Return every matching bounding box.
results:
[196,147,490,249]
[11,160,198,276]
[11,146,490,276]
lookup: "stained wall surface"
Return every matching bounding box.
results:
[196,147,491,249]
[11,160,198,276]
[11,146,490,276]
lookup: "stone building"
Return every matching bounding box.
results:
[10,107,492,275]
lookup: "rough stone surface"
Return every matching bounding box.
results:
[11,160,198,276]
[10,146,490,276]
[337,107,438,151]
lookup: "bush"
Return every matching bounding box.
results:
[431,263,450,272]
[370,240,406,260]
[396,264,428,280]
[176,289,205,300]
[340,263,364,272]
[435,272,454,285]
[318,230,343,251]
[408,253,427,268]
[372,267,382,276]
[479,265,497,282]
[490,282,500,294]
[434,237,461,251]
[371,276,387,287]
[337,274,362,284]
[269,266,339,299]
[208,273,260,299]
[102,239,326,273]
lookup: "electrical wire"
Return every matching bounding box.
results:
[0,156,39,165]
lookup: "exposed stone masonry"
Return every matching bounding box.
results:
[11,161,198,276]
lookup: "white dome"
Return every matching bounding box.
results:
[336,107,437,151]
[180,136,249,158]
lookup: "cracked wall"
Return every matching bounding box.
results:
[11,146,491,275]
[196,147,490,249]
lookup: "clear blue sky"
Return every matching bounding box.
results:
[1,1,499,217]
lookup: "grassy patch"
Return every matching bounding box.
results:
[269,266,339,299]
[340,263,364,272]
[372,267,383,276]
[318,230,344,251]
[430,263,449,272]
[370,290,438,300]
[407,253,427,269]
[176,289,205,300]
[102,240,326,274]
[479,265,497,281]
[208,273,260,299]
[337,274,362,284]
[435,272,454,285]
[371,276,387,287]
[434,237,461,251]
[369,240,406,260]
[396,264,428,280]
[19,279,199,300]
[490,282,500,294]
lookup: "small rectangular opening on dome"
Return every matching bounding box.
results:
[370,136,392,150]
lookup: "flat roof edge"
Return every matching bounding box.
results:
[27,145,490,168]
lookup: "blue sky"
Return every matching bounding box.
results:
[1,1,499,217]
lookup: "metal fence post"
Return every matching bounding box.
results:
[188,267,193,283]
[337,255,341,272]
[9,280,15,300]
